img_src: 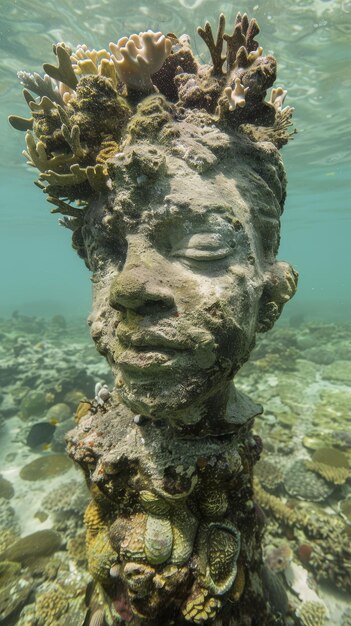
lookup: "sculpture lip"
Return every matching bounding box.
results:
[116,327,192,351]
[117,346,184,374]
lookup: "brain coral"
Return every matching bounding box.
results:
[284,460,334,502]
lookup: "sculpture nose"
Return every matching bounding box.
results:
[109,239,175,314]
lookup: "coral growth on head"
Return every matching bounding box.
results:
[9,10,295,224]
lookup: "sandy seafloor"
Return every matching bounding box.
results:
[0,314,350,625]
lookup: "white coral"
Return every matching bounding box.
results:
[270,87,288,112]
[224,78,249,111]
[109,30,172,91]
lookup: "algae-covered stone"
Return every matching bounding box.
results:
[46,402,72,422]
[20,390,47,419]
[0,530,62,564]
[20,453,72,480]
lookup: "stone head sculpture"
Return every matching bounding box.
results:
[10,11,298,625]
[10,12,297,431]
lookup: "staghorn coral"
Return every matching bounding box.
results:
[224,78,248,111]
[254,478,304,527]
[71,44,119,90]
[10,8,294,220]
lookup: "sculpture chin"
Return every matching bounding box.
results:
[114,359,232,423]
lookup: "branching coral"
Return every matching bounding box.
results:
[255,478,351,592]
[71,45,118,89]
[9,9,294,222]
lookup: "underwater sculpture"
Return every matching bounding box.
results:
[10,9,297,626]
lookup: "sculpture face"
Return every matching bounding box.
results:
[87,155,291,425]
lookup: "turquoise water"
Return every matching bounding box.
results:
[1,0,350,320]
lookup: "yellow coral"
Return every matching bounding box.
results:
[230,561,245,602]
[35,585,69,625]
[297,601,327,626]
[71,45,119,90]
[182,587,220,623]
[86,529,116,584]
[84,500,107,547]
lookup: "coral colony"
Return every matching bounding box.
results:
[9,13,295,217]
[10,9,304,626]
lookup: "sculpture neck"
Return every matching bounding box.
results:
[166,381,262,438]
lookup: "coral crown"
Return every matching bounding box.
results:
[9,11,295,220]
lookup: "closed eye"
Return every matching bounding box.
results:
[171,233,233,261]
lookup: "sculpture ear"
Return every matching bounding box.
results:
[256,261,298,333]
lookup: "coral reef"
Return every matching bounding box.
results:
[255,478,351,592]
[9,10,294,219]
[0,530,62,564]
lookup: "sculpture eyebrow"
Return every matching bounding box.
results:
[139,203,236,237]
